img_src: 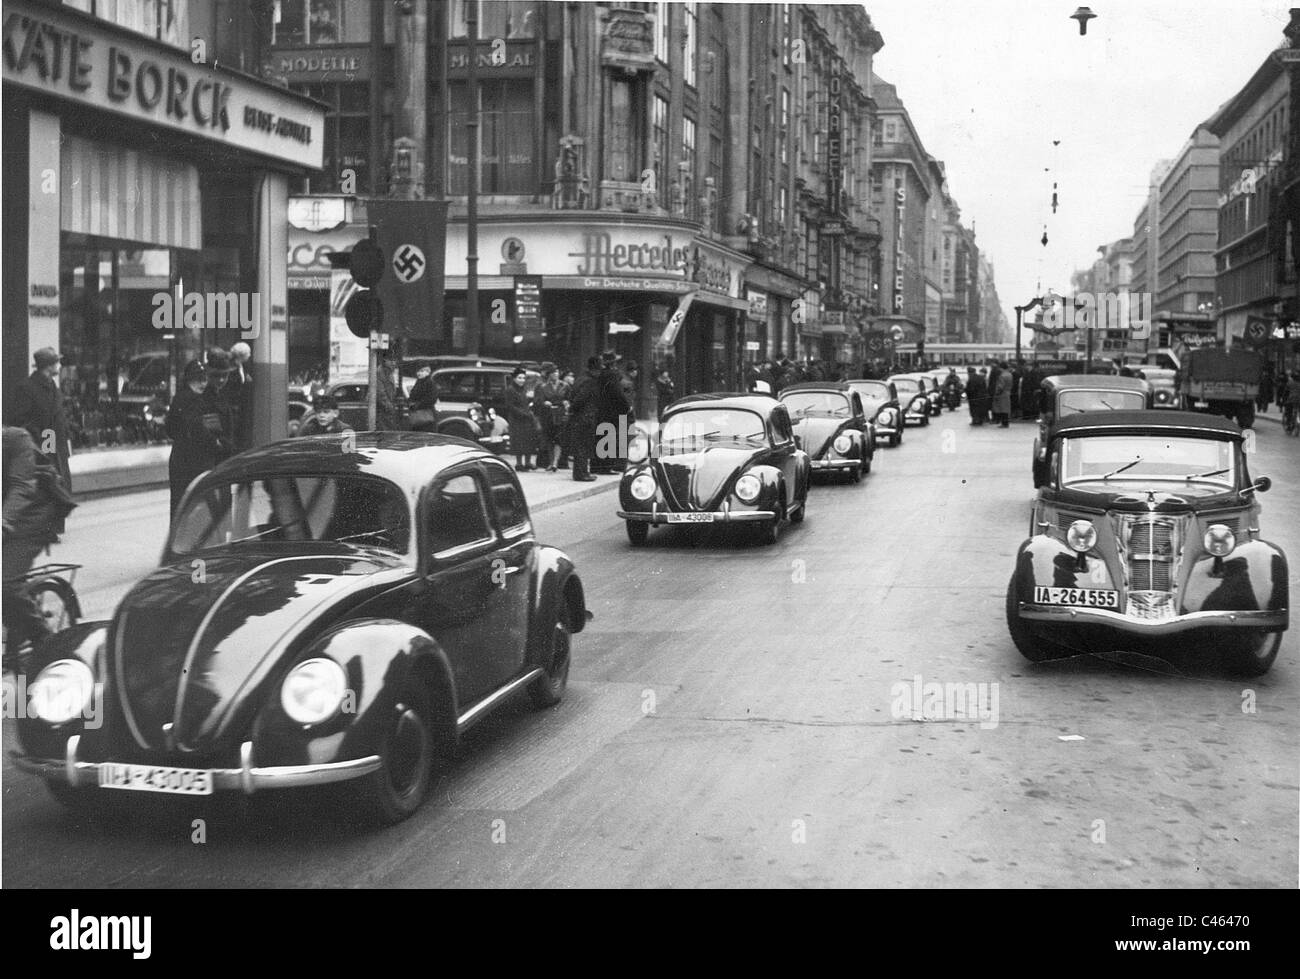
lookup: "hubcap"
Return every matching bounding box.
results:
[387,705,428,798]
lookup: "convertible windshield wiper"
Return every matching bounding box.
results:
[335,529,394,544]
[1184,468,1229,480]
[230,525,289,544]
[1097,398,1116,410]
[1101,456,1142,481]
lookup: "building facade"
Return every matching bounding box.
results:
[2,0,324,482]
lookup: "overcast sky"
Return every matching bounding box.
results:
[859,0,1293,334]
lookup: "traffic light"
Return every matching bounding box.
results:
[344,237,385,339]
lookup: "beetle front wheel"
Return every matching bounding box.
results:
[347,681,435,826]
[528,620,571,708]
[626,521,649,547]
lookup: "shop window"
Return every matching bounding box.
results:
[450,1,536,39]
[449,81,535,195]
[274,0,352,45]
[291,82,378,194]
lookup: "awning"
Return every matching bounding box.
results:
[692,291,750,312]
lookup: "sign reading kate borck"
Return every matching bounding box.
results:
[2,0,323,170]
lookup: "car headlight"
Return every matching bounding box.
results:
[629,473,657,501]
[832,434,853,455]
[628,434,650,463]
[912,397,927,411]
[878,409,895,425]
[1066,519,1097,553]
[1203,524,1236,557]
[1155,390,1170,403]
[28,659,95,726]
[734,473,762,503]
[281,657,348,725]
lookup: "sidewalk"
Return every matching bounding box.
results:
[45,464,622,622]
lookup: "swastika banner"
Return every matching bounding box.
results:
[367,199,448,341]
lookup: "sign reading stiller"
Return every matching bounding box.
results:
[2,0,324,171]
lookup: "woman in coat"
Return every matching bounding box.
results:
[992,361,1013,428]
[503,367,539,471]
[166,359,234,518]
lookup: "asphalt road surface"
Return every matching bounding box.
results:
[5,415,1298,887]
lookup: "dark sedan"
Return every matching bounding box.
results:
[847,379,904,447]
[14,434,590,826]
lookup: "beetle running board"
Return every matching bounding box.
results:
[457,668,546,732]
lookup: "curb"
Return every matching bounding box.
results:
[528,476,620,514]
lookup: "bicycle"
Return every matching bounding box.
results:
[2,562,82,673]
[1284,403,1299,436]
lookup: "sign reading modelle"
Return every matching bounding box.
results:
[2,2,323,170]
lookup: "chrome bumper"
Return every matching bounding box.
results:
[811,458,857,470]
[618,507,775,524]
[12,736,381,794]
[1017,604,1288,636]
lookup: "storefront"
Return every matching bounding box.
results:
[3,0,325,470]
[744,263,808,368]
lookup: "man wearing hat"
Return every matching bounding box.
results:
[165,357,235,518]
[8,347,71,492]
[593,350,630,474]
[532,362,565,471]
[297,395,352,437]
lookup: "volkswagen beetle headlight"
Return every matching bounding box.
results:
[1203,524,1236,557]
[832,434,853,455]
[281,657,348,725]
[734,473,762,503]
[878,408,895,425]
[28,659,95,726]
[629,472,657,501]
[912,397,927,412]
[1066,519,1097,553]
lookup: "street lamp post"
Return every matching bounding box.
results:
[1015,296,1046,364]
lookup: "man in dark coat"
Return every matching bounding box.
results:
[654,369,676,422]
[9,347,71,492]
[166,359,235,518]
[592,352,630,474]
[992,361,1013,427]
[567,356,603,481]
[966,368,988,425]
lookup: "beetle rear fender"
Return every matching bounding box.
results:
[252,619,457,769]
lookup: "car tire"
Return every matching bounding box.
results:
[347,680,435,826]
[756,495,783,545]
[528,619,571,709]
[626,520,649,547]
[847,462,861,484]
[28,578,79,634]
[1005,575,1076,663]
[862,451,872,476]
[1221,630,1281,678]
[789,496,805,523]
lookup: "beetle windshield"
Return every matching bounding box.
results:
[891,379,920,396]
[1060,435,1236,494]
[782,391,852,417]
[659,408,769,454]
[850,382,891,407]
[171,475,411,555]
[1058,389,1147,415]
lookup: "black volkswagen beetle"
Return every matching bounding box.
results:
[1007,411,1287,676]
[847,379,904,447]
[14,433,589,826]
[778,381,875,483]
[618,394,810,546]
[886,374,933,428]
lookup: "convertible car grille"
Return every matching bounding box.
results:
[1117,514,1183,595]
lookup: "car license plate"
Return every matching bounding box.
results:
[1033,587,1119,609]
[1193,400,1210,409]
[99,763,213,795]
[667,513,713,523]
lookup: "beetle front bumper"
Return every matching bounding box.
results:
[12,736,381,794]
[1015,604,1288,636]
[618,506,776,524]
[811,458,858,471]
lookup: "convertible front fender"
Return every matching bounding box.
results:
[1180,540,1289,619]
[1012,535,1119,598]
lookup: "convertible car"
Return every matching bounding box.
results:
[778,381,875,483]
[1007,411,1287,676]
[617,394,810,546]
[1032,374,1152,486]
[847,379,904,447]
[14,433,589,826]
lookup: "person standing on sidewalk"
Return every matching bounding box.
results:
[9,347,72,492]
[556,368,575,470]
[227,341,255,450]
[165,359,235,518]
[654,368,676,422]
[966,368,987,426]
[568,357,602,482]
[992,361,1013,428]
[532,363,564,471]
